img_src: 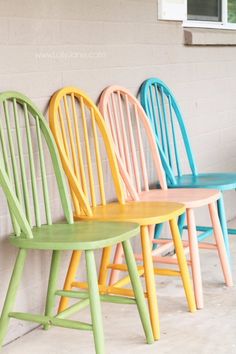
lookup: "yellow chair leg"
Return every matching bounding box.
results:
[141,225,160,341]
[109,243,123,285]
[58,250,82,313]
[169,218,196,313]
[98,246,112,286]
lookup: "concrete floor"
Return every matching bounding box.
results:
[2,221,236,354]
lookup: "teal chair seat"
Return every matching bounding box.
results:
[170,173,236,191]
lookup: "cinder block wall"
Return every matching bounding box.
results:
[0,0,236,343]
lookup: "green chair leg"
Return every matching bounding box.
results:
[85,250,105,354]
[44,250,61,330]
[0,249,27,348]
[122,240,154,345]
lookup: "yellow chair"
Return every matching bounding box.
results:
[49,87,196,340]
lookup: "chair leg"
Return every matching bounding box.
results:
[99,246,112,286]
[85,250,105,354]
[109,244,123,285]
[178,212,186,237]
[149,224,155,241]
[122,239,154,344]
[186,208,203,309]
[209,202,233,286]
[44,250,61,330]
[153,223,164,250]
[217,196,231,260]
[141,225,160,340]
[169,218,196,313]
[0,249,27,348]
[58,250,82,313]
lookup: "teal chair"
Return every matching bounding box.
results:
[0,91,154,353]
[140,77,236,258]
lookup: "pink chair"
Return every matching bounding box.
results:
[99,85,233,309]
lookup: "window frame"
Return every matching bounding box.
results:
[158,0,236,30]
[184,0,236,30]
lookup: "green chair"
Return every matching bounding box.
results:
[0,92,154,354]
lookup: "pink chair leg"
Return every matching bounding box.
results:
[209,202,233,286]
[109,243,123,285]
[109,225,161,285]
[186,208,204,309]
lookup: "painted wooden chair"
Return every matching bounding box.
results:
[49,86,196,341]
[140,77,236,258]
[0,91,155,354]
[98,85,233,310]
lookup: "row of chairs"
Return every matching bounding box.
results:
[0,78,234,354]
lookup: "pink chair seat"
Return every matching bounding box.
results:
[139,188,220,208]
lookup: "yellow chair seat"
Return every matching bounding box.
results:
[75,201,185,226]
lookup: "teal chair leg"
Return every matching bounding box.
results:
[44,250,61,330]
[153,223,164,250]
[217,196,231,261]
[0,249,27,348]
[122,240,154,344]
[178,213,186,237]
[153,213,185,251]
[85,250,105,354]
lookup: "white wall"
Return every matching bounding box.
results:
[0,0,236,343]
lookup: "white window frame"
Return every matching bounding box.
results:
[158,0,236,30]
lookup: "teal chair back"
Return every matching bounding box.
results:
[0,92,73,238]
[140,78,198,184]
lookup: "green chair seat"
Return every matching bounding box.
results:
[10,221,140,250]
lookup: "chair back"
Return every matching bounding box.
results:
[99,85,168,200]
[140,78,198,184]
[0,92,73,238]
[49,87,125,216]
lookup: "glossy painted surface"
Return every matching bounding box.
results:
[139,189,220,208]
[140,77,236,245]
[0,92,73,238]
[10,221,140,250]
[140,78,236,191]
[49,86,196,339]
[171,173,236,191]
[0,91,154,353]
[99,85,233,310]
[77,201,186,225]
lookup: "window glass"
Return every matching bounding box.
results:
[228,0,236,23]
[188,0,221,21]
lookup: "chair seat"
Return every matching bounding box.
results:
[10,221,140,251]
[75,201,185,225]
[168,173,236,191]
[139,188,220,208]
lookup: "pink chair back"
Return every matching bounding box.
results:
[99,85,168,200]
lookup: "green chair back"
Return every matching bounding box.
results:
[0,92,73,238]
